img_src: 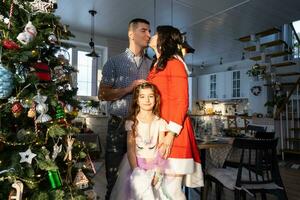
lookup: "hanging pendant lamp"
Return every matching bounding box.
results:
[181,32,195,54]
[86,10,99,58]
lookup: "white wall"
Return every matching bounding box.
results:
[69,29,128,58]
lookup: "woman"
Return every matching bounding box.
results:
[147,25,203,199]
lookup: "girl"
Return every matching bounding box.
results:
[147,25,204,199]
[110,82,168,200]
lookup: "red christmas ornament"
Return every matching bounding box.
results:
[11,102,23,117]
[33,62,51,81]
[2,39,20,50]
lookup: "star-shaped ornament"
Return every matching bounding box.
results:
[19,148,37,164]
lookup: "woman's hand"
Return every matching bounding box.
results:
[158,132,175,159]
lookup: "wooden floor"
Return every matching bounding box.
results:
[93,159,300,200]
[280,167,300,200]
[198,163,300,200]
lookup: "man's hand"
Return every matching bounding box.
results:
[129,79,147,92]
[98,79,146,101]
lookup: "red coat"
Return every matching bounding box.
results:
[148,58,203,187]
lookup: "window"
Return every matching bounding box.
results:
[232,71,240,98]
[71,47,106,97]
[77,51,94,96]
[210,74,217,98]
[292,20,300,59]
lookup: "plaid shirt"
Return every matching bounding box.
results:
[101,48,152,117]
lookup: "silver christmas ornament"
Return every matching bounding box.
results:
[0,64,14,99]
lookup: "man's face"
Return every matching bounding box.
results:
[129,22,151,48]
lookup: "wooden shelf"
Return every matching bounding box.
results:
[264,82,296,87]
[290,128,300,131]
[244,39,287,51]
[224,115,252,119]
[189,114,221,117]
[276,72,300,77]
[287,138,300,142]
[272,61,297,68]
[249,50,291,61]
[277,117,300,121]
[282,149,300,155]
[238,27,281,42]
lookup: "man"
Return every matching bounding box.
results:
[98,18,151,200]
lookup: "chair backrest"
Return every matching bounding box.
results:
[232,138,283,187]
[227,116,237,129]
[246,125,266,134]
[254,131,275,139]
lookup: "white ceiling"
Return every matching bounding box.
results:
[55,0,300,66]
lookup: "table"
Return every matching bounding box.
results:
[198,138,234,149]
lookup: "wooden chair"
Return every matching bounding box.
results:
[204,138,287,200]
[246,124,266,135]
[254,131,275,139]
[227,115,238,129]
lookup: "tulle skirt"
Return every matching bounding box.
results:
[110,156,132,200]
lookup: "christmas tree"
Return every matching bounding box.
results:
[0,1,96,199]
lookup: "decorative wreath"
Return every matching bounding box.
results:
[251,86,262,96]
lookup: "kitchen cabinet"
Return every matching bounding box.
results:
[197,74,210,99]
[197,69,250,100]
[227,69,249,99]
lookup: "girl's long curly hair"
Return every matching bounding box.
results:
[127,82,161,137]
[151,25,184,71]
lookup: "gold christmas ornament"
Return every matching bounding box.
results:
[64,104,73,113]
[73,169,89,189]
[27,107,36,118]
[31,49,38,57]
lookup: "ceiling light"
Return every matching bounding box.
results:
[241,52,245,60]
[200,61,205,69]
[86,10,99,58]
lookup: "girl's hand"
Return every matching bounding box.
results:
[151,174,159,186]
[152,171,162,187]
[158,132,175,159]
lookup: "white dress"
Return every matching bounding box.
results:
[110,116,168,200]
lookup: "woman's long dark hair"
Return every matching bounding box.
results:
[127,82,161,137]
[151,25,184,71]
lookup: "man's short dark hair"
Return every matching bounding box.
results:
[128,18,150,31]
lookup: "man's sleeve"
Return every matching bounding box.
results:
[101,59,115,86]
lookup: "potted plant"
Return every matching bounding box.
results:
[247,63,266,81]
